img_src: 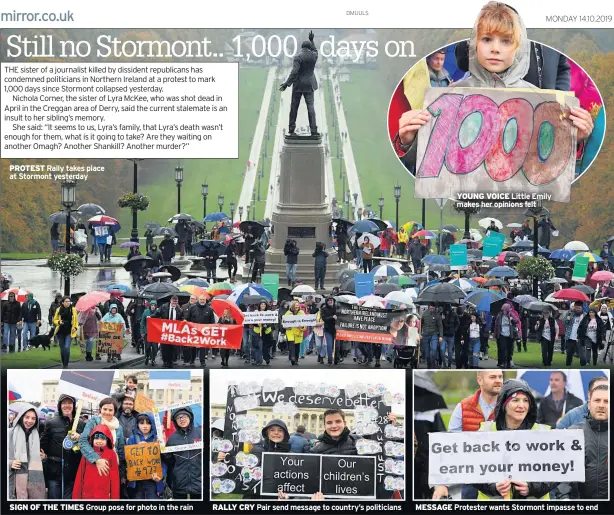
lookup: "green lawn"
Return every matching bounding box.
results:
[253,88,276,220]
[339,70,464,228]
[441,412,452,430]
[116,68,269,232]
[2,253,48,260]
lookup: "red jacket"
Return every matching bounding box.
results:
[73,424,120,500]
[460,390,495,432]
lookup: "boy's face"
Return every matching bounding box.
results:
[126,379,136,390]
[93,436,107,448]
[138,419,152,435]
[477,33,516,74]
[428,53,445,71]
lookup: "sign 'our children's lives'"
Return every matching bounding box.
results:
[428,430,585,485]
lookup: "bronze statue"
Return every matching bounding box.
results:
[280,30,319,136]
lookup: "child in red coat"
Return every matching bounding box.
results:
[73,424,120,500]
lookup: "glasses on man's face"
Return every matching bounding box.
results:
[176,414,189,420]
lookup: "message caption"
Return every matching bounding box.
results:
[1,63,238,158]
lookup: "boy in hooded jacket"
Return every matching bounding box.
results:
[126,413,165,499]
[73,424,120,499]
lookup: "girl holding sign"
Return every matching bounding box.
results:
[101,304,126,363]
[126,413,165,499]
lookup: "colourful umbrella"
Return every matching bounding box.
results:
[592,271,614,282]
[402,221,423,232]
[387,276,417,287]
[75,291,111,311]
[0,288,31,302]
[552,289,590,302]
[179,285,210,298]
[228,284,273,304]
[569,252,603,263]
[497,251,521,266]
[449,278,478,291]
[88,215,119,225]
[413,230,437,239]
[210,298,245,325]
[8,382,21,401]
[371,264,401,279]
[206,282,234,296]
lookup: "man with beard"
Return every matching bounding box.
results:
[569,384,609,499]
[149,295,184,368]
[40,394,86,499]
[186,295,215,366]
[537,371,583,429]
[116,394,139,441]
[433,370,503,499]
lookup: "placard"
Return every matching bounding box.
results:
[94,225,109,237]
[96,322,123,355]
[428,428,585,484]
[260,453,321,497]
[134,393,155,414]
[483,236,504,258]
[281,313,318,328]
[320,455,377,498]
[243,311,279,325]
[125,442,163,482]
[261,274,280,301]
[572,255,590,283]
[147,318,243,349]
[355,273,375,298]
[335,303,407,344]
[449,244,468,270]
[57,371,115,404]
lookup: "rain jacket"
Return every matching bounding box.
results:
[310,427,358,455]
[556,403,589,429]
[284,309,306,343]
[252,306,273,336]
[73,424,120,499]
[569,415,608,499]
[140,306,158,336]
[52,306,79,337]
[125,412,167,492]
[474,379,555,500]
[101,305,127,338]
[163,406,202,496]
[2,300,21,325]
[9,403,44,500]
[319,297,337,336]
[429,66,453,87]
[19,298,41,324]
[39,394,86,484]
[78,415,126,482]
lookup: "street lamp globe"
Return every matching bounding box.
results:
[175,166,184,184]
[61,180,77,208]
[378,195,384,208]
[218,194,224,211]
[394,183,401,200]
[201,183,208,197]
[230,201,235,213]
[344,190,349,203]
[239,206,244,218]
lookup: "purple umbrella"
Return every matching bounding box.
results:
[120,242,141,248]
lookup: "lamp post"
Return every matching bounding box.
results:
[218,194,224,213]
[341,171,345,201]
[353,193,358,220]
[339,149,344,178]
[344,190,350,219]
[201,183,209,220]
[230,201,236,224]
[239,206,244,221]
[421,199,426,229]
[246,204,251,222]
[127,159,143,242]
[61,180,77,296]
[175,166,183,213]
[366,203,372,217]
[524,204,547,298]
[378,195,384,220]
[394,183,401,231]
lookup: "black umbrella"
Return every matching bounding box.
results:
[258,219,271,228]
[467,249,483,261]
[483,278,506,287]
[239,221,265,238]
[168,213,194,223]
[123,255,155,273]
[157,291,191,305]
[122,289,141,299]
[417,283,466,303]
[572,284,596,295]
[192,240,224,255]
[48,211,78,224]
[527,301,556,312]
[374,283,400,296]
[429,263,451,272]
[77,203,106,217]
[333,218,354,231]
[480,260,499,270]
[442,224,459,232]
[340,278,355,294]
[337,268,356,284]
[145,222,161,230]
[414,372,447,412]
[158,265,181,282]
[367,218,388,232]
[277,287,293,304]
[141,281,181,300]
[243,294,269,306]
[154,226,178,237]
[510,240,533,250]
[490,298,520,318]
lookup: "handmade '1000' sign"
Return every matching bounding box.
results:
[415,88,579,202]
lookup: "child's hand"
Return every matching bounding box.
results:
[398,109,431,147]
[152,473,161,482]
[568,107,594,140]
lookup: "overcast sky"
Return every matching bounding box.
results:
[210,369,406,415]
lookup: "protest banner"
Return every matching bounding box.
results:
[149,370,191,390]
[58,371,115,404]
[260,453,376,498]
[335,302,407,344]
[355,273,375,298]
[147,318,243,349]
[483,236,505,258]
[125,442,163,482]
[243,310,279,325]
[261,274,280,300]
[572,255,590,283]
[449,244,468,270]
[281,313,318,328]
[415,88,579,202]
[134,393,156,414]
[96,321,123,355]
[428,429,585,485]
[220,382,405,499]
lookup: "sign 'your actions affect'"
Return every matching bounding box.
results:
[415,88,579,202]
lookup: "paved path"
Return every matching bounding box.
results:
[331,70,364,214]
[237,66,277,215]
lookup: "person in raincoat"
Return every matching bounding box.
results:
[285,300,306,366]
[395,2,593,171]
[472,379,556,500]
[9,404,45,499]
[52,296,79,369]
[79,305,101,362]
[125,413,165,499]
[101,303,126,363]
[140,299,158,366]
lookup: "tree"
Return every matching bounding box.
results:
[516,256,555,282]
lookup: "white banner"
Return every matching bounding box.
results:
[149,378,190,390]
[243,311,279,325]
[428,429,585,484]
[282,314,318,328]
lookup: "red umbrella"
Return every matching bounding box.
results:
[553,289,589,302]
[0,288,31,302]
[210,298,244,325]
[88,214,119,225]
[592,271,614,283]
[75,291,111,311]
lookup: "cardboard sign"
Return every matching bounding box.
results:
[243,311,279,325]
[320,455,377,498]
[58,371,115,404]
[134,393,155,414]
[94,225,109,237]
[281,313,318,328]
[261,274,280,300]
[483,236,504,258]
[415,88,578,202]
[126,442,163,482]
[261,453,321,497]
[355,273,375,298]
[449,244,468,270]
[572,255,590,283]
[147,318,243,349]
[96,322,123,355]
[429,429,585,484]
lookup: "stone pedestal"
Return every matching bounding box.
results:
[265,135,346,286]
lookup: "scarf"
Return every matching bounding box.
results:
[10,423,45,499]
[99,416,120,448]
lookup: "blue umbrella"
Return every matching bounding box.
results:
[348,220,380,234]
[548,249,575,261]
[463,289,505,312]
[106,284,131,293]
[485,266,518,278]
[422,255,450,265]
[204,212,230,222]
[227,283,273,304]
[370,264,400,279]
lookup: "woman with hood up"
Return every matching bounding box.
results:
[319,297,338,365]
[101,303,126,363]
[9,404,45,499]
[472,379,557,500]
[126,413,165,499]
[396,1,594,170]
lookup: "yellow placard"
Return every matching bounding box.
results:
[125,442,163,482]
